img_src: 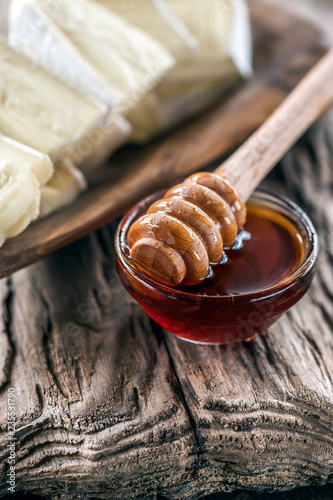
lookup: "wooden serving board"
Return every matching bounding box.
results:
[0,0,328,278]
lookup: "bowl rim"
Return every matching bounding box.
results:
[115,188,319,302]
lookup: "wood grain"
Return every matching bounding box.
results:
[0,2,332,500]
[0,111,332,500]
[0,0,327,279]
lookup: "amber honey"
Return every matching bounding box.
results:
[116,190,318,344]
[178,200,305,296]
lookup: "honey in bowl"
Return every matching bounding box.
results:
[116,190,318,344]
[178,201,305,296]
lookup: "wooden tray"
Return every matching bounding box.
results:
[0,0,328,278]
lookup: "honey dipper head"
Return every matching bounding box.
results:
[126,172,246,286]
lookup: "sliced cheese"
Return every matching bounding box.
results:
[100,0,253,141]
[0,38,115,167]
[93,0,198,141]
[95,0,197,60]
[153,0,253,130]
[0,134,53,245]
[63,115,132,172]
[40,164,87,217]
[163,0,252,84]
[8,0,175,114]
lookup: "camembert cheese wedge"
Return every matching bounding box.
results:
[0,38,128,168]
[97,0,253,141]
[95,0,197,61]
[154,0,253,133]
[8,0,175,115]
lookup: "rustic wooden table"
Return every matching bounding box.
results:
[0,1,332,500]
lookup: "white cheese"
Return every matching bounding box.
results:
[60,114,132,172]
[95,0,197,60]
[8,0,251,144]
[8,0,175,114]
[154,0,253,130]
[0,134,54,245]
[163,0,252,84]
[40,164,87,217]
[93,0,199,141]
[98,0,253,141]
[0,39,118,167]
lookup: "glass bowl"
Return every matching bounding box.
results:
[115,189,318,344]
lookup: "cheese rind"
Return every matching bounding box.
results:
[9,0,175,113]
[8,0,252,145]
[0,38,119,167]
[97,0,253,141]
[8,1,117,107]
[95,0,197,60]
[153,0,253,129]
[163,0,252,83]
[0,134,54,245]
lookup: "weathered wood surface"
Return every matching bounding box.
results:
[2,485,333,500]
[0,0,328,279]
[0,86,333,500]
[1,3,333,500]
[2,483,333,500]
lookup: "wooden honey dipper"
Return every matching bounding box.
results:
[127,48,333,286]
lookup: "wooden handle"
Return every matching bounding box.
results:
[127,48,333,286]
[216,48,333,200]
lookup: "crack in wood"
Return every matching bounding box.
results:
[35,384,44,415]
[0,278,16,394]
[160,331,201,458]
[39,292,69,400]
